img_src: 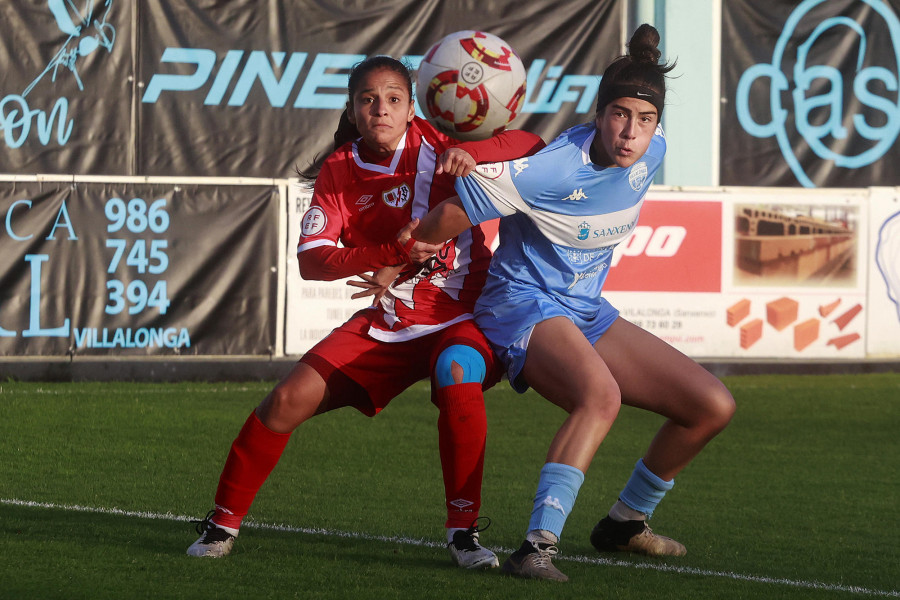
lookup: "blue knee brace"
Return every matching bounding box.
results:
[434,345,486,388]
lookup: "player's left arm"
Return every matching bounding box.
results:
[346,264,405,304]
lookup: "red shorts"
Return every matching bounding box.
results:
[300,309,502,416]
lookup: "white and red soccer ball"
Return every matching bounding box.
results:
[416,30,527,141]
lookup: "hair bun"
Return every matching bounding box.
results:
[627,23,661,64]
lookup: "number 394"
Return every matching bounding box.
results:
[105,279,171,315]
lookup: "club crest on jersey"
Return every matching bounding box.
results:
[300,206,327,236]
[382,184,411,208]
[629,161,649,191]
[577,221,591,241]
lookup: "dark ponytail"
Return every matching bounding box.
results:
[595,23,675,117]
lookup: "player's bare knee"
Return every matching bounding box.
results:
[701,382,736,434]
[258,381,316,430]
[575,379,621,422]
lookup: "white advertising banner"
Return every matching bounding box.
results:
[285,183,885,361]
[601,188,868,359]
[866,188,900,357]
[284,184,373,355]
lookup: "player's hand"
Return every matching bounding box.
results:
[436,148,476,177]
[397,218,442,263]
[347,267,401,304]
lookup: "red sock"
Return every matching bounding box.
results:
[212,411,291,530]
[436,382,487,529]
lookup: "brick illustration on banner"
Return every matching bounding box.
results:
[818,298,841,317]
[726,299,750,327]
[832,304,862,331]
[740,319,763,349]
[766,297,799,331]
[793,318,819,352]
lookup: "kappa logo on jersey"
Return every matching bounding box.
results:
[512,158,529,177]
[356,194,375,212]
[475,162,505,180]
[382,184,411,208]
[629,161,649,191]
[563,188,587,202]
[300,206,327,236]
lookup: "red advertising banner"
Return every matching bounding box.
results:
[605,200,722,293]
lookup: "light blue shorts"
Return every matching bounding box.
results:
[473,282,619,393]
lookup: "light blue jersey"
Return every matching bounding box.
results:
[455,122,666,390]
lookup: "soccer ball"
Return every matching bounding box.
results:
[416,30,527,141]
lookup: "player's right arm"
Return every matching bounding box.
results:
[436,130,546,177]
[405,139,558,250]
[297,164,431,281]
[403,198,474,246]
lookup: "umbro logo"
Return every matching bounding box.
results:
[450,498,475,509]
[356,194,375,212]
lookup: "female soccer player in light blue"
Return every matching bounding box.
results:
[403,24,736,582]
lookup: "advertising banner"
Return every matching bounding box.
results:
[285,186,871,360]
[720,0,900,188]
[0,1,134,174]
[867,187,900,355]
[0,180,280,356]
[284,185,371,356]
[604,189,869,358]
[2,0,623,178]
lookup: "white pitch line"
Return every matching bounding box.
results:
[3,498,897,598]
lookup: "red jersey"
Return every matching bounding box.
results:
[297,117,543,342]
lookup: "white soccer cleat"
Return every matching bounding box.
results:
[447,517,500,569]
[186,510,236,558]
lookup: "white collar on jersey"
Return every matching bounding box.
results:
[352,128,408,175]
[580,129,597,166]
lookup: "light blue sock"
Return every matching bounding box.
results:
[527,462,585,540]
[618,458,674,518]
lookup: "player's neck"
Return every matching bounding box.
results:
[357,141,395,165]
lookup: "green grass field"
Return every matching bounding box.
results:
[1,373,898,599]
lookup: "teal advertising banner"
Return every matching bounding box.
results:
[1,0,623,178]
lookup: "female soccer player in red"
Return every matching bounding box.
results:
[186,55,544,569]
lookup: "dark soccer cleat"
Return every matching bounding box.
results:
[590,516,686,557]
[501,539,568,582]
[448,517,500,569]
[186,510,236,558]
